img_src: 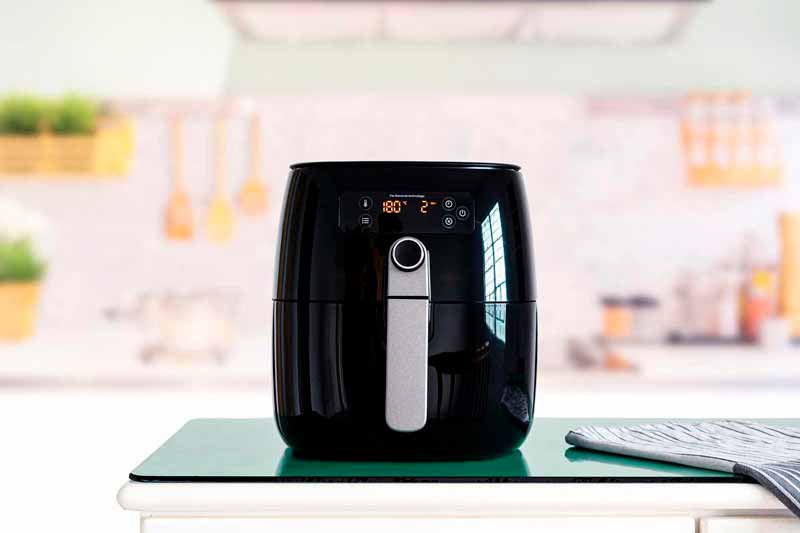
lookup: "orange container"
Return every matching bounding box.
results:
[779,213,800,336]
[602,297,632,340]
[743,269,775,341]
[0,282,40,341]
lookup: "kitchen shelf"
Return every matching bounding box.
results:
[0,328,269,389]
[4,328,798,390]
[576,344,800,386]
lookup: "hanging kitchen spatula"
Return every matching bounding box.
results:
[238,113,269,217]
[206,118,236,243]
[164,115,194,241]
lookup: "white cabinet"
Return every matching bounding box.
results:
[701,518,800,533]
[143,517,696,533]
[120,481,795,533]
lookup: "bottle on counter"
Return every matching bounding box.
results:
[673,270,701,340]
[629,295,661,342]
[779,212,800,338]
[716,260,742,340]
[601,296,632,340]
[735,232,776,343]
[742,268,775,342]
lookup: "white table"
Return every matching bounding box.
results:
[117,418,800,533]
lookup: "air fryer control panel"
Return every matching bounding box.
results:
[339,192,475,234]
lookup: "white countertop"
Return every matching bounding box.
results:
[117,481,789,517]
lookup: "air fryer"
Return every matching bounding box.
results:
[273,161,537,459]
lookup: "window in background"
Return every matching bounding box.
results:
[482,203,506,341]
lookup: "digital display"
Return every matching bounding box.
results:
[381,199,437,215]
[340,191,475,234]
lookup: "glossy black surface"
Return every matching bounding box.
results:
[273,301,536,459]
[273,161,536,459]
[274,161,535,302]
[275,448,531,478]
[290,161,522,171]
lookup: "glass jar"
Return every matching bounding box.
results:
[630,295,661,342]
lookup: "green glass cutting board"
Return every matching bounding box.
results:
[130,418,797,482]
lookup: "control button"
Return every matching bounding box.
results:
[442,214,456,230]
[442,197,456,211]
[456,206,470,220]
[392,238,425,272]
[359,196,373,210]
[359,214,373,227]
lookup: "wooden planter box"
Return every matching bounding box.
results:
[0,117,134,177]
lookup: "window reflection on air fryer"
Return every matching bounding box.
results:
[3,1,800,531]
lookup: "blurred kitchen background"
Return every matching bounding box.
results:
[3,0,800,530]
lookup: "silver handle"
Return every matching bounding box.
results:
[385,237,430,433]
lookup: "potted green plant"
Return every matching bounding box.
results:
[0,95,46,172]
[45,95,100,173]
[0,94,134,176]
[0,198,49,340]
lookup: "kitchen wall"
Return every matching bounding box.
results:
[228,1,800,93]
[5,94,799,364]
[4,1,800,97]
[0,0,233,97]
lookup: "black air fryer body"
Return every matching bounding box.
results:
[273,162,537,459]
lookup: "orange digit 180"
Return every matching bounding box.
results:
[382,200,402,214]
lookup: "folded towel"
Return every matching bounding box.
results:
[566,420,800,518]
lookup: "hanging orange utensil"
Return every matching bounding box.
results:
[238,113,269,216]
[164,115,194,241]
[206,118,236,243]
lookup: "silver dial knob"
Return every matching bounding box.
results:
[391,237,425,272]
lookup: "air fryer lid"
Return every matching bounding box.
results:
[274,161,535,303]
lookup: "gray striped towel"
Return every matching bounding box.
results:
[566,420,800,518]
